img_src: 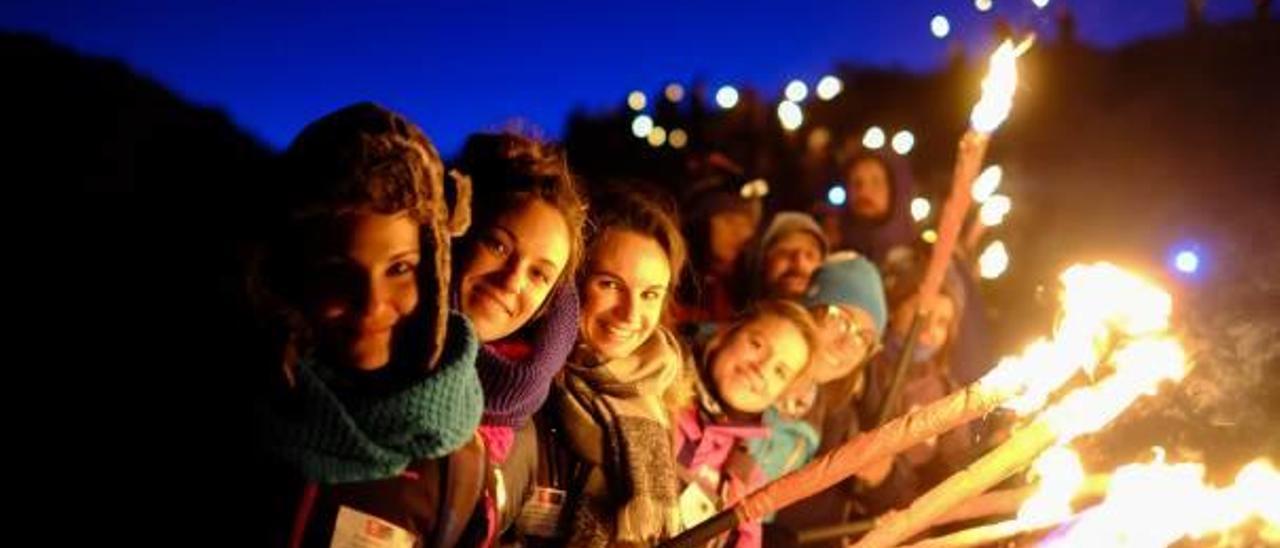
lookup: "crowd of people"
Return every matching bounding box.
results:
[239,102,1000,547]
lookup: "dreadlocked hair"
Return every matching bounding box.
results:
[248,102,471,384]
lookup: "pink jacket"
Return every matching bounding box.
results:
[674,407,769,548]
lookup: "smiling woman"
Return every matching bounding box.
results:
[248,102,486,547]
[450,131,589,539]
[454,133,587,345]
[523,185,691,545]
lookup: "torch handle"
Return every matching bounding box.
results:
[852,420,1059,548]
[920,131,988,307]
[659,509,740,548]
[875,309,928,427]
[963,218,988,257]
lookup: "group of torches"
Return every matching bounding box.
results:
[662,35,1279,548]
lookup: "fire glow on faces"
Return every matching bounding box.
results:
[580,229,672,360]
[809,304,881,384]
[763,231,825,300]
[710,314,812,414]
[458,198,571,343]
[847,158,892,221]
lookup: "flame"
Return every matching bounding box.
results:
[1058,263,1172,338]
[1233,460,1280,528]
[1042,451,1280,547]
[1042,337,1187,441]
[978,263,1176,416]
[970,39,1022,133]
[1018,447,1086,526]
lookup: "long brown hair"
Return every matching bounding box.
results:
[452,131,588,304]
[584,184,687,323]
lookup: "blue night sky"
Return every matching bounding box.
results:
[2,0,1256,154]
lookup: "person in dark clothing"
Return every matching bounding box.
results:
[451,132,588,541]
[841,150,993,385]
[246,102,488,547]
[676,154,766,330]
[856,250,977,515]
[839,152,919,266]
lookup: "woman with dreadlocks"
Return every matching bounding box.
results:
[246,103,487,546]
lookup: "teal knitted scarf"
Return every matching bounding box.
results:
[262,312,483,484]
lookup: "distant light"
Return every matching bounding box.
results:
[922,229,939,243]
[664,83,685,103]
[827,185,847,206]
[741,178,770,199]
[911,197,932,222]
[891,130,916,155]
[975,0,993,12]
[785,80,809,102]
[778,101,804,131]
[807,126,832,151]
[631,115,654,138]
[1032,0,1049,8]
[647,126,667,147]
[971,165,1004,203]
[979,194,1012,226]
[715,85,740,109]
[1174,250,1200,274]
[816,75,843,100]
[979,240,1010,279]
[931,15,951,38]
[862,126,886,149]
[668,128,689,149]
[627,90,647,111]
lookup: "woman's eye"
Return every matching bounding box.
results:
[388,261,416,276]
[483,237,510,256]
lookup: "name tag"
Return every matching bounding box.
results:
[330,505,415,548]
[678,483,719,529]
[517,486,568,538]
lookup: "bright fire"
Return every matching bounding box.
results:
[977,263,1177,416]
[1041,337,1188,441]
[1019,446,1087,526]
[1041,449,1280,547]
[970,39,1022,133]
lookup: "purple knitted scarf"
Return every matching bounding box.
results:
[474,284,580,427]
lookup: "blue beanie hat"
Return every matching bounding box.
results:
[803,251,888,333]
